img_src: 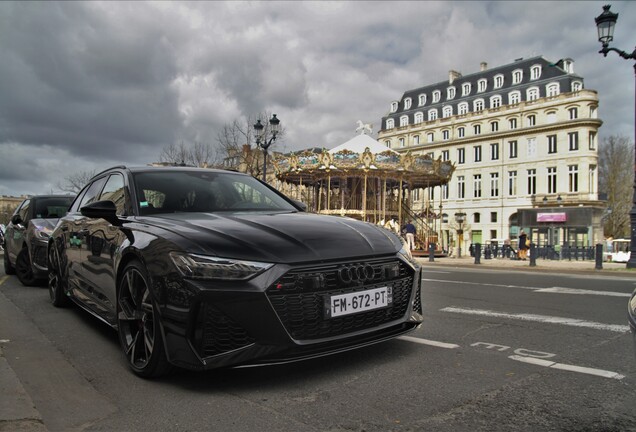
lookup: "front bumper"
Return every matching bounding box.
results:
[29,238,50,278]
[155,255,422,370]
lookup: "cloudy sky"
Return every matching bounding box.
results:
[1,1,635,197]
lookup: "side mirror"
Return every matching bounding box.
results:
[11,214,22,225]
[81,200,120,225]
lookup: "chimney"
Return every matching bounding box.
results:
[449,70,462,84]
[480,62,488,71]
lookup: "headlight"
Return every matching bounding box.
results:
[34,227,53,241]
[398,245,419,269]
[169,252,273,281]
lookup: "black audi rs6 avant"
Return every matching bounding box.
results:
[47,166,423,377]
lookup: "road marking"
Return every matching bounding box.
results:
[0,276,8,286]
[509,355,625,380]
[440,306,630,333]
[423,278,631,297]
[397,336,460,349]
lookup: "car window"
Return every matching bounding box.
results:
[33,197,74,218]
[17,199,31,223]
[78,177,108,209]
[99,174,126,215]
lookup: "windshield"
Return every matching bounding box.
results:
[134,170,298,216]
[34,197,74,219]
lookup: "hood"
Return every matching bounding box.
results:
[138,212,403,263]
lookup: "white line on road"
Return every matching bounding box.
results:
[397,336,460,349]
[440,306,630,333]
[508,355,625,380]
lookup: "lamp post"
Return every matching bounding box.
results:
[455,212,466,258]
[595,4,636,268]
[253,114,281,182]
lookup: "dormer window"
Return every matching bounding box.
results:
[458,102,469,115]
[462,82,471,96]
[414,112,424,123]
[390,102,398,113]
[386,118,395,129]
[527,87,540,101]
[546,83,560,97]
[508,91,521,105]
[490,95,502,108]
[418,94,427,106]
[428,109,438,121]
[443,105,453,118]
[494,74,504,89]
[473,98,485,112]
[530,65,542,80]
[432,90,441,103]
[512,69,523,84]
[478,79,487,92]
[404,98,412,110]
[571,81,582,92]
[447,87,456,99]
[400,115,409,127]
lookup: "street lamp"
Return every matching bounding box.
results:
[253,114,281,182]
[595,4,636,268]
[455,212,466,258]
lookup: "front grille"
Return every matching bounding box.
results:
[267,258,415,340]
[32,245,47,268]
[194,303,254,358]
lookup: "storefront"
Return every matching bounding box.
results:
[516,206,604,247]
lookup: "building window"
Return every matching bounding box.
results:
[404,98,412,109]
[390,102,398,113]
[509,91,521,105]
[478,78,487,92]
[527,87,540,101]
[386,118,394,129]
[508,170,517,195]
[415,112,424,123]
[418,94,426,106]
[494,74,504,89]
[458,102,469,115]
[462,82,471,96]
[572,81,582,92]
[509,118,517,129]
[568,132,579,150]
[490,211,498,223]
[490,95,502,108]
[442,184,449,200]
[473,174,482,198]
[413,135,420,146]
[490,143,499,160]
[508,140,518,158]
[427,132,434,143]
[474,124,481,135]
[491,121,499,132]
[447,87,456,99]
[547,134,557,154]
[589,132,596,150]
[442,130,450,140]
[399,137,405,147]
[527,169,536,195]
[457,176,465,199]
[569,107,578,119]
[458,127,465,138]
[568,165,578,192]
[490,173,499,197]
[442,150,449,161]
[474,99,485,112]
[385,140,391,148]
[428,109,438,121]
[547,167,557,194]
[443,105,453,118]
[589,165,596,195]
[527,137,537,157]
[427,152,435,159]
[400,115,408,127]
[531,65,542,80]
[546,111,557,123]
[546,83,560,97]
[512,69,523,84]
[432,90,441,103]
[458,148,465,164]
[474,145,482,162]
[527,114,536,127]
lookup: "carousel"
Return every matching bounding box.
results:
[271,123,455,250]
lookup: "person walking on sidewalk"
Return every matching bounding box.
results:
[518,230,529,260]
[404,220,416,251]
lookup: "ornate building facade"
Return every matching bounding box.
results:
[378,56,604,251]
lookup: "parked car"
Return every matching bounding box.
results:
[47,166,423,377]
[630,288,636,360]
[4,195,74,285]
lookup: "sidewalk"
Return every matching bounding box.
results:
[415,253,635,275]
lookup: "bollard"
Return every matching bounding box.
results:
[595,243,603,270]
[474,243,481,264]
[529,243,537,267]
[428,242,435,262]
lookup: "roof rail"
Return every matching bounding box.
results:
[91,165,127,179]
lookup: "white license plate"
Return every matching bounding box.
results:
[326,286,392,318]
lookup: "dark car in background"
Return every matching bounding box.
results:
[47,166,422,377]
[4,195,74,285]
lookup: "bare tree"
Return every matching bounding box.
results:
[56,170,97,194]
[158,141,219,167]
[598,134,634,238]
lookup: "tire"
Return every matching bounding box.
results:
[3,243,15,275]
[15,248,37,286]
[48,246,69,307]
[117,261,171,378]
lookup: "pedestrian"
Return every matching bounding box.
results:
[518,230,529,260]
[404,220,416,250]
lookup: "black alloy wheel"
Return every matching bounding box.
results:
[48,246,69,307]
[3,243,15,275]
[117,261,171,378]
[15,248,37,286]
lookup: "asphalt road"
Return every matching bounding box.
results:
[1,263,635,432]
